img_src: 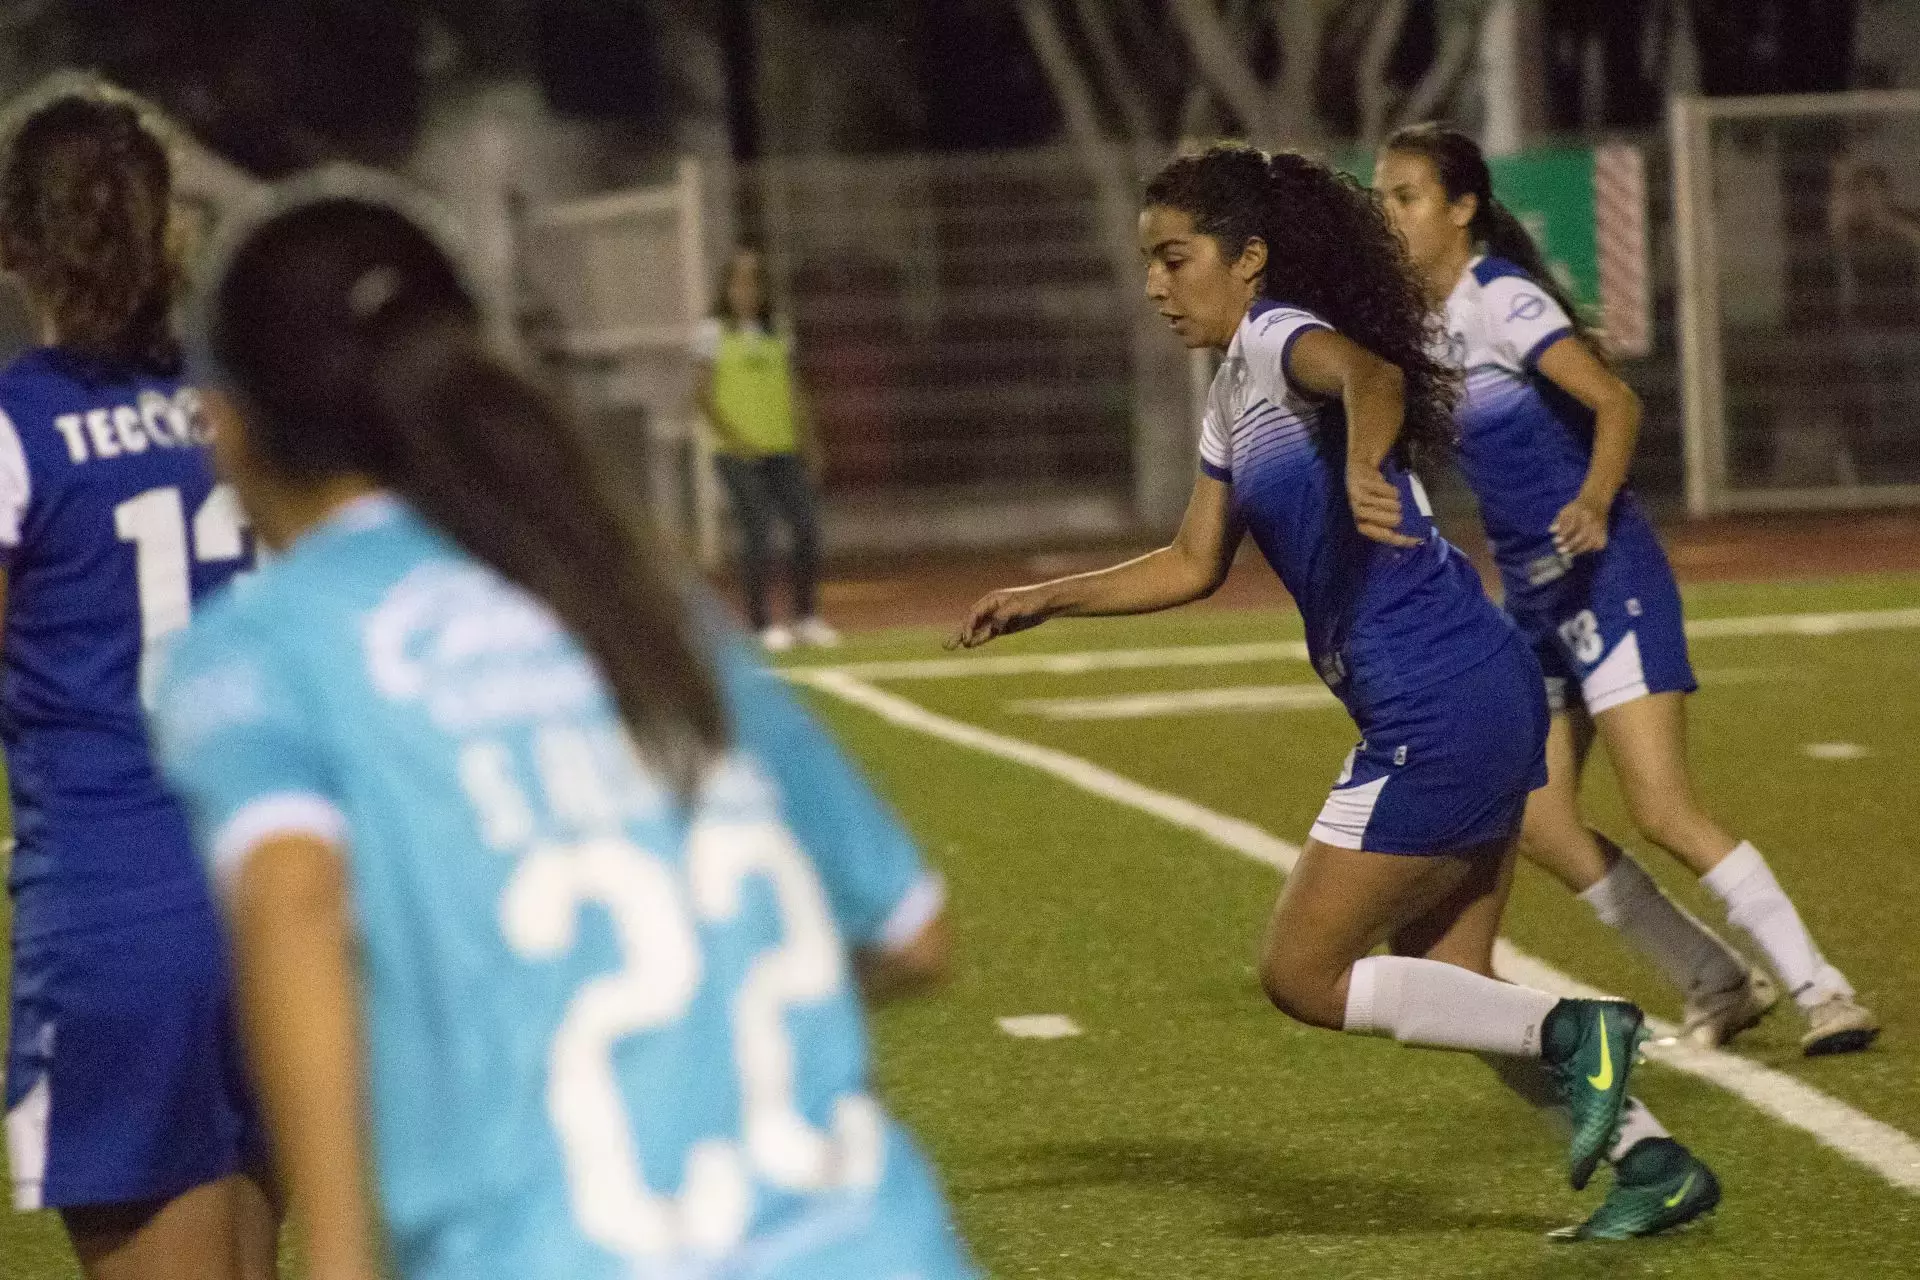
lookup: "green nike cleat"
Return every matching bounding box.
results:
[1550,1138,1722,1241]
[1542,998,1648,1190]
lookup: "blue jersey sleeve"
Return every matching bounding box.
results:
[151,610,345,894]
[717,643,941,952]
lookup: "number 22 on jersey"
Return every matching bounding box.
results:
[489,740,884,1263]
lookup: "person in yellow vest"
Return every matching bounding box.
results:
[694,245,839,652]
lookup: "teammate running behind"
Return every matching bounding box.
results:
[1376,122,1876,1056]
[952,144,1717,1239]
[152,175,977,1280]
[0,95,275,1280]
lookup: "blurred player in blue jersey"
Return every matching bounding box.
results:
[0,97,275,1279]
[1377,123,1877,1059]
[150,176,976,1280]
[953,144,1716,1240]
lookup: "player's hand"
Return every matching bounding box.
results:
[1347,464,1420,548]
[1550,495,1610,556]
[947,587,1053,650]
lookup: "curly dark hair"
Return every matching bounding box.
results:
[1143,142,1459,468]
[0,96,178,374]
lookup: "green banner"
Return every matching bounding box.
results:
[1485,147,1598,315]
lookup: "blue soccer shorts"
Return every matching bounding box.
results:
[1310,635,1550,856]
[1507,515,1698,717]
[6,899,265,1211]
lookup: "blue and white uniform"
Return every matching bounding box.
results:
[1,347,258,1211]
[1200,300,1546,855]
[1444,256,1696,714]
[152,496,976,1280]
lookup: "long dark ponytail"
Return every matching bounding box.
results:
[204,190,726,796]
[0,95,178,373]
[1384,122,1597,349]
[1144,143,1460,469]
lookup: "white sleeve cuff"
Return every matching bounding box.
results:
[876,873,946,953]
[210,792,349,891]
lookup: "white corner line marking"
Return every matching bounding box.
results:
[997,1015,1083,1040]
[794,668,1920,1194]
[783,604,1920,682]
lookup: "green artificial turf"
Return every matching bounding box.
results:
[4,573,1917,1277]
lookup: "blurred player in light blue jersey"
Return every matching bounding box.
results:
[954,144,1715,1241]
[0,96,276,1279]
[1378,123,1876,1063]
[150,181,977,1280]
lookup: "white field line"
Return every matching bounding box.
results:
[1011,681,1340,721]
[794,640,1311,682]
[1008,665,1788,722]
[787,604,1920,683]
[795,668,1920,1194]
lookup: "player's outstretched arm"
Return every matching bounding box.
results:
[228,834,380,1280]
[1536,337,1641,557]
[1285,327,1419,549]
[947,474,1241,649]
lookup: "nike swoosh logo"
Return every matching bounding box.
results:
[1587,1012,1614,1091]
[1665,1173,1696,1208]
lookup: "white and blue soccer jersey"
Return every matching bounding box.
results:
[1442,259,1696,714]
[0,347,251,940]
[1445,256,1642,600]
[152,497,975,1280]
[1198,301,1516,720]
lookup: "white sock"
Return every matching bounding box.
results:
[1701,841,1852,1007]
[1609,1096,1671,1162]
[1580,844,1748,999]
[1344,955,1561,1056]
[1477,1055,1669,1163]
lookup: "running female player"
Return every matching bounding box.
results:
[151,176,976,1280]
[1376,122,1876,1056]
[0,97,274,1279]
[953,143,1716,1239]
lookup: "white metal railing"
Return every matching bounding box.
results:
[1673,89,1920,516]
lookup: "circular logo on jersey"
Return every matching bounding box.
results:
[1507,292,1547,322]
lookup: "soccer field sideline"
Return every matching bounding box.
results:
[784,603,1920,1198]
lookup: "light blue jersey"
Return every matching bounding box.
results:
[152,496,975,1280]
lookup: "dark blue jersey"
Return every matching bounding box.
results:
[0,347,251,939]
[1198,302,1516,720]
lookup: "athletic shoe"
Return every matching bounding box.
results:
[792,616,841,648]
[1680,969,1778,1048]
[1549,1138,1721,1241]
[1801,993,1879,1056]
[1543,998,1648,1190]
[760,624,795,654]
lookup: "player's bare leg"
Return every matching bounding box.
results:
[65,1175,253,1280]
[1261,837,1646,1191]
[230,1167,282,1280]
[1258,836,1502,1029]
[1597,692,1876,1053]
[1518,710,1767,1045]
